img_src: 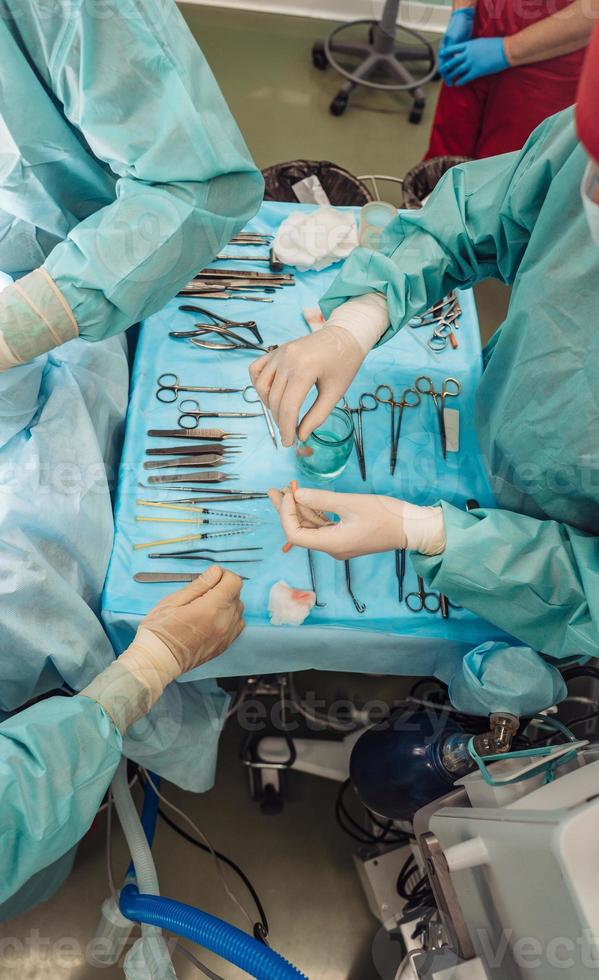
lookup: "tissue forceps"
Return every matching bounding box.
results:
[415,376,461,459]
[374,384,421,475]
[178,399,262,430]
[156,374,243,404]
[342,392,378,482]
[243,386,277,450]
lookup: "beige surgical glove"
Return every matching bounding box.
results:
[271,487,446,561]
[249,294,389,448]
[80,566,244,733]
[0,270,79,369]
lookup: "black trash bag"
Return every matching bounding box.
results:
[402,155,471,209]
[262,159,373,206]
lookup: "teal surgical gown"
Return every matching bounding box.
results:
[0,0,263,355]
[0,695,122,914]
[0,0,261,917]
[322,108,599,666]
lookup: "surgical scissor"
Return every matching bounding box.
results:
[427,310,461,353]
[189,324,277,354]
[405,576,442,613]
[374,384,421,475]
[342,392,378,481]
[177,304,264,344]
[415,375,461,459]
[178,398,262,430]
[156,374,243,404]
[242,386,278,450]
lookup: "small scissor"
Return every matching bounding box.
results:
[156,374,243,404]
[342,392,378,482]
[242,385,278,450]
[405,576,443,614]
[415,375,461,459]
[178,398,262,430]
[375,384,421,475]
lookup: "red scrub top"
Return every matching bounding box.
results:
[425,0,586,160]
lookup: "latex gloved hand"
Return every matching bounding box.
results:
[441,7,475,52]
[270,487,446,561]
[249,293,389,448]
[440,37,509,86]
[80,566,244,733]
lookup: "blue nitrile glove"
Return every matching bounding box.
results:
[441,7,476,52]
[440,37,509,86]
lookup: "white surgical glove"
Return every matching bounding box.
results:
[271,487,446,561]
[0,270,78,370]
[249,293,389,448]
[80,566,244,733]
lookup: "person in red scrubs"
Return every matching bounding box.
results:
[426,0,595,160]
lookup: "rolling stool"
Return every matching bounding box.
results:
[312,0,437,122]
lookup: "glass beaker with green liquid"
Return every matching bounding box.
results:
[296,406,354,481]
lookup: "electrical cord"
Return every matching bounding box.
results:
[155,805,269,944]
[140,770,266,941]
[335,780,410,846]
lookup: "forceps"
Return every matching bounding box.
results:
[415,375,461,459]
[178,398,262,430]
[242,386,278,450]
[342,392,378,481]
[405,576,442,614]
[375,384,421,475]
[156,374,243,403]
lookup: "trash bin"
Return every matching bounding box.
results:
[262,159,373,206]
[402,155,471,209]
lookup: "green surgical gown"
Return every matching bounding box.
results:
[0,0,263,340]
[322,108,599,665]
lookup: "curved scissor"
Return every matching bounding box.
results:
[156,373,243,404]
[177,397,262,430]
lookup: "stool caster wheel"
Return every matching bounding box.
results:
[330,92,349,116]
[312,41,328,70]
[409,103,425,124]
[260,784,285,816]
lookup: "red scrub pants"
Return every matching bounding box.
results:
[425,0,586,160]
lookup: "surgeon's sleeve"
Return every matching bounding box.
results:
[0,696,122,904]
[413,503,599,662]
[0,0,263,366]
[320,111,573,339]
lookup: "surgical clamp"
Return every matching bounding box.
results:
[177,400,262,430]
[374,384,421,475]
[177,305,264,344]
[415,375,461,459]
[180,323,277,354]
[342,392,378,482]
[156,374,244,403]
